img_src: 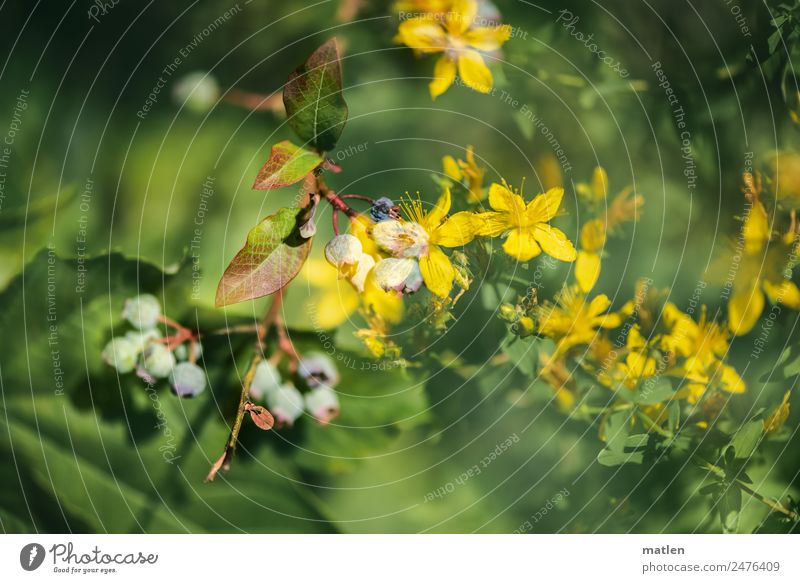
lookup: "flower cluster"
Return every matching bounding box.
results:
[101,294,207,397]
[249,352,341,426]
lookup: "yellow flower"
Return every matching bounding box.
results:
[575,166,608,204]
[372,188,479,297]
[477,181,577,263]
[597,325,657,390]
[537,285,621,355]
[662,304,745,403]
[575,218,606,292]
[396,0,512,99]
[727,231,800,336]
[442,145,485,202]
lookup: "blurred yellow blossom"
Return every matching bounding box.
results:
[537,285,621,356]
[442,145,485,202]
[396,0,511,99]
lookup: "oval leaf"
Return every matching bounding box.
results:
[248,405,275,431]
[252,140,323,190]
[284,38,348,152]
[216,207,312,306]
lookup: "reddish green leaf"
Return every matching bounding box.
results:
[216,207,312,306]
[246,404,275,431]
[252,140,323,190]
[284,38,348,152]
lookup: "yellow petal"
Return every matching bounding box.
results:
[434,211,478,247]
[419,245,456,297]
[719,364,746,394]
[464,24,513,51]
[764,279,800,309]
[502,227,541,262]
[591,167,609,199]
[533,225,577,261]
[579,218,606,252]
[363,273,404,324]
[576,251,601,292]
[424,187,452,230]
[728,282,764,335]
[476,210,510,237]
[742,200,769,255]
[488,182,526,215]
[442,154,461,180]
[397,18,447,52]
[447,0,478,35]
[430,55,456,99]
[457,49,492,94]
[312,284,360,329]
[527,187,565,223]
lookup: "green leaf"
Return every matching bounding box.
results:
[502,336,537,376]
[625,434,650,448]
[634,376,675,405]
[604,410,632,453]
[252,140,323,190]
[667,401,680,433]
[729,418,763,460]
[597,448,644,467]
[284,38,348,152]
[718,484,742,533]
[216,207,312,306]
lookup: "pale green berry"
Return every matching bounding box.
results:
[122,294,161,330]
[142,344,176,378]
[304,387,340,425]
[298,352,340,389]
[174,341,203,362]
[125,329,162,352]
[169,362,207,397]
[172,71,220,114]
[102,337,139,373]
[266,383,304,426]
[250,360,282,400]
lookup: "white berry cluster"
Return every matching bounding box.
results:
[101,294,206,397]
[250,352,340,427]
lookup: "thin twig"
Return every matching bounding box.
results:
[205,290,284,482]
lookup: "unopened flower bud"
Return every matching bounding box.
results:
[374,258,423,294]
[142,344,176,378]
[370,197,400,222]
[172,71,220,114]
[325,234,362,272]
[122,294,161,330]
[515,315,535,338]
[304,387,340,425]
[266,383,305,426]
[102,337,139,373]
[250,360,282,400]
[299,352,340,388]
[169,362,207,397]
[499,303,517,322]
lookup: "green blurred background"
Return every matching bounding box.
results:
[0,0,798,533]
